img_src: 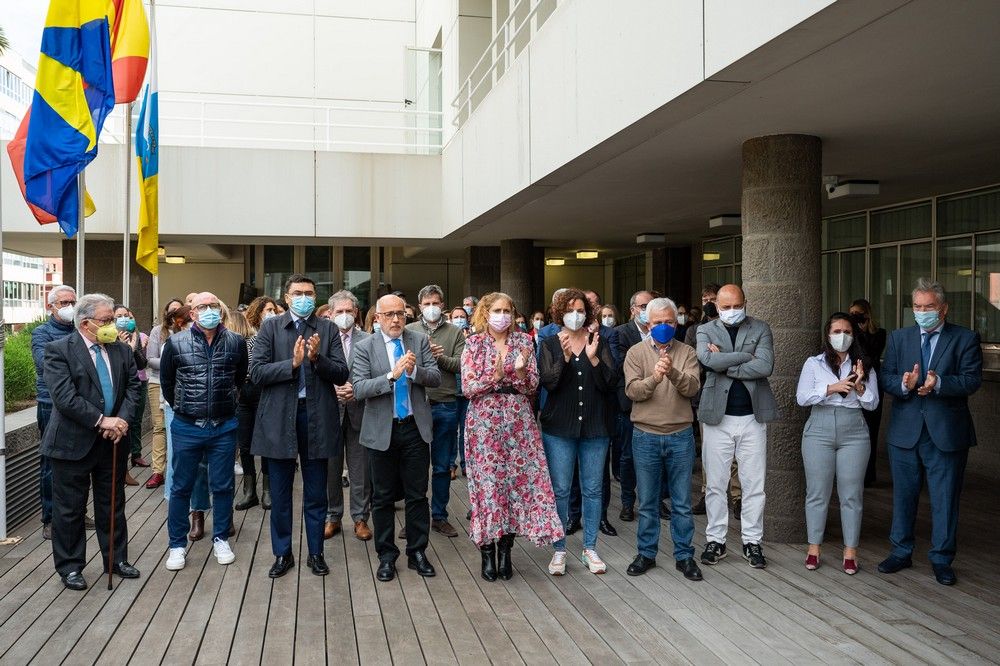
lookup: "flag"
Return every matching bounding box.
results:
[24,0,116,238]
[135,0,158,275]
[109,0,149,103]
[6,108,96,225]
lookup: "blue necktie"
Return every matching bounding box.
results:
[92,345,115,416]
[921,331,938,379]
[295,319,306,395]
[391,338,409,418]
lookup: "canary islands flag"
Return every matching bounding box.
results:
[135,0,158,275]
[24,0,116,238]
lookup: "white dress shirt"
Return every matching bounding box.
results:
[79,331,114,390]
[796,353,879,410]
[381,331,413,417]
[290,311,308,398]
[901,323,944,394]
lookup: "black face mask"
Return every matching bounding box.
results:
[850,312,867,326]
[702,302,719,319]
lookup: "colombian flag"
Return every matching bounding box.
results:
[135,0,158,275]
[24,0,116,238]
[110,0,149,103]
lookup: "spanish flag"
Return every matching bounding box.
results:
[110,0,149,103]
[135,0,158,275]
[23,0,115,238]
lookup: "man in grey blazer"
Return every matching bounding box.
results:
[695,284,777,570]
[352,294,442,582]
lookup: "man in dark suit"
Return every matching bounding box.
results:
[251,274,350,578]
[41,293,141,591]
[878,278,982,586]
[352,294,441,582]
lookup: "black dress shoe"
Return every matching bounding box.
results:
[268,554,295,578]
[307,554,329,576]
[932,563,957,586]
[407,551,436,577]
[626,555,656,576]
[342,475,350,488]
[619,506,635,522]
[376,560,396,582]
[692,496,706,515]
[63,571,88,591]
[565,518,582,535]
[42,523,52,540]
[599,519,618,537]
[877,555,912,574]
[676,557,703,581]
[108,561,140,579]
[659,501,671,520]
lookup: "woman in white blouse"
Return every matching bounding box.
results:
[796,312,879,575]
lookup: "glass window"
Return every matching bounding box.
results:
[938,187,1000,236]
[975,232,1000,342]
[870,246,898,331]
[343,246,371,311]
[822,254,839,318]
[840,250,866,314]
[899,243,932,325]
[702,239,733,266]
[304,246,333,304]
[870,203,931,244]
[263,245,294,300]
[822,214,866,251]
[937,237,973,329]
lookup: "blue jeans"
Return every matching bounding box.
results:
[543,433,609,551]
[633,427,695,561]
[167,416,237,548]
[430,401,459,521]
[37,402,53,524]
[454,396,469,471]
[164,403,210,510]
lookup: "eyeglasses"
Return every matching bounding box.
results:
[378,311,406,320]
[90,318,114,326]
[54,299,76,307]
[193,303,221,313]
[287,290,316,298]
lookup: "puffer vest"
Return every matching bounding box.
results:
[169,326,243,421]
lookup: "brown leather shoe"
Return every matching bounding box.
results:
[131,455,150,468]
[324,521,341,539]
[188,511,205,541]
[432,519,459,538]
[354,520,372,541]
[145,472,165,489]
[125,472,139,486]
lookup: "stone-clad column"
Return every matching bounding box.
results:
[463,246,500,299]
[500,239,535,315]
[741,134,822,543]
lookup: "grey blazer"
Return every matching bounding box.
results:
[339,327,369,430]
[351,328,441,451]
[695,316,778,425]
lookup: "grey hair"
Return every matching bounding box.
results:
[550,288,568,304]
[417,284,445,304]
[47,284,77,306]
[74,293,115,327]
[646,297,678,317]
[912,277,947,305]
[328,289,358,309]
[629,290,652,308]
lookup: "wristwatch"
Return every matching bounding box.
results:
[386,371,396,383]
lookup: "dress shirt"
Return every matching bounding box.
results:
[901,323,944,394]
[340,327,354,360]
[635,320,650,342]
[796,353,879,410]
[381,331,413,417]
[290,312,308,398]
[79,331,114,390]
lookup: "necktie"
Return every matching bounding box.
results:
[295,319,307,395]
[342,332,351,360]
[92,345,115,416]
[921,331,938,378]
[391,338,409,419]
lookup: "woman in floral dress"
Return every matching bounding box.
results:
[463,292,564,582]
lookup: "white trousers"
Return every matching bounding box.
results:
[703,415,767,545]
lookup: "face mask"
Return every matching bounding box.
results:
[421,305,442,322]
[849,312,867,327]
[452,317,468,330]
[263,311,277,321]
[829,332,853,353]
[373,322,382,333]
[718,308,746,327]
[198,308,222,330]
[93,322,118,344]
[532,319,543,330]
[637,309,649,325]
[56,305,75,322]
[517,322,527,331]
[650,323,676,345]
[116,316,136,332]
[676,314,687,326]
[601,316,616,328]
[914,310,940,331]
[333,313,355,331]
[703,302,719,319]
[488,313,512,332]
[289,295,316,318]
[463,305,473,316]
[563,311,586,331]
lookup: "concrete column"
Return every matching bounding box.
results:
[650,247,693,306]
[500,239,536,315]
[741,134,822,543]
[63,239,154,331]
[463,245,500,299]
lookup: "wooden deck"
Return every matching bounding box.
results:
[1,439,998,665]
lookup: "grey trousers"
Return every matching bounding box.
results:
[327,422,372,523]
[802,405,871,547]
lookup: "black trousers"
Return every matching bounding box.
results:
[50,435,128,577]
[236,401,267,477]
[369,418,430,562]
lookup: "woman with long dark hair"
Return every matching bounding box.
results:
[848,299,887,486]
[796,312,879,574]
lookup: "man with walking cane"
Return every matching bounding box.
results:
[41,294,141,591]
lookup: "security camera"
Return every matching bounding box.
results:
[826,184,838,194]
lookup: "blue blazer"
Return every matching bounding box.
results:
[879,322,982,451]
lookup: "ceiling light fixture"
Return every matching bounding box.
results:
[165,256,186,265]
[545,258,566,267]
[157,246,166,256]
[576,250,599,260]
[703,252,721,262]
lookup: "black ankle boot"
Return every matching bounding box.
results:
[480,542,498,581]
[234,473,258,511]
[497,534,515,580]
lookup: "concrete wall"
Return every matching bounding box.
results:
[542,262,612,309]
[157,261,246,313]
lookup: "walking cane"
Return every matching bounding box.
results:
[108,434,118,591]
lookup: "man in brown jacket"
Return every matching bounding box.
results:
[623,297,703,582]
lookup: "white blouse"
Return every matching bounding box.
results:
[795,353,879,410]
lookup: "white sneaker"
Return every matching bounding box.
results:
[165,547,186,571]
[234,462,244,476]
[581,549,607,574]
[548,551,567,576]
[213,537,236,565]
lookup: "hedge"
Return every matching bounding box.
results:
[4,319,46,411]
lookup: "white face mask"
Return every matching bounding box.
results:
[263,311,277,320]
[601,316,615,328]
[56,305,75,322]
[563,311,586,331]
[421,305,442,322]
[718,308,746,327]
[676,314,687,326]
[333,312,355,331]
[829,332,853,353]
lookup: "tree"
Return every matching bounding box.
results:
[0,26,9,55]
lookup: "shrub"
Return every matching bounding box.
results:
[4,328,38,410]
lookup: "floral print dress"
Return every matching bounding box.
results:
[462,330,564,547]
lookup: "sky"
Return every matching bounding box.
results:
[2,1,49,63]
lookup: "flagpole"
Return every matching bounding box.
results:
[123,103,133,307]
[76,172,85,294]
[0,161,7,539]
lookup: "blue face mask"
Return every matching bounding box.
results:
[290,295,316,318]
[373,322,382,333]
[452,318,468,330]
[198,308,222,330]
[638,309,649,325]
[115,316,136,332]
[650,323,676,344]
[914,309,940,331]
[463,305,473,316]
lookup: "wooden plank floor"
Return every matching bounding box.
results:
[1,438,998,665]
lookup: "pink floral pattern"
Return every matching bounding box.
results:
[462,330,564,547]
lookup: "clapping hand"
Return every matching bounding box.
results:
[902,363,920,392]
[585,331,600,361]
[306,333,321,362]
[917,370,938,396]
[393,350,416,380]
[653,351,672,382]
[851,359,865,393]
[557,331,573,361]
[429,342,444,359]
[292,336,306,368]
[514,348,531,377]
